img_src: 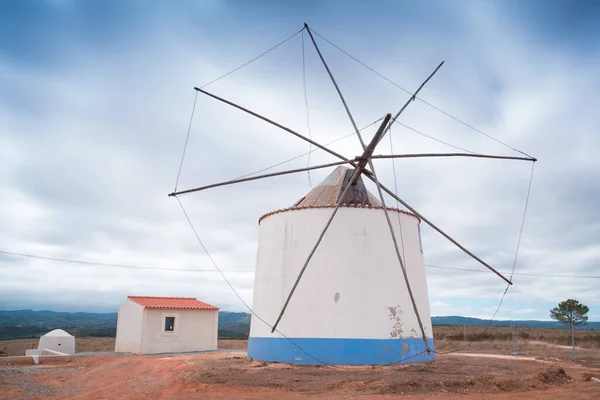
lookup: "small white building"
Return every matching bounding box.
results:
[115,296,219,354]
[26,328,75,356]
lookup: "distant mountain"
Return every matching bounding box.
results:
[218,311,251,339]
[0,309,117,327]
[0,309,251,340]
[431,316,600,330]
[1,310,597,340]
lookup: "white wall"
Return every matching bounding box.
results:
[140,309,218,354]
[114,298,144,353]
[250,207,433,340]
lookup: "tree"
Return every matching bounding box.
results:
[550,299,589,359]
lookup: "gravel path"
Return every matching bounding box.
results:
[0,365,80,399]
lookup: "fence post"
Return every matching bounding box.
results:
[511,321,519,356]
[571,321,576,361]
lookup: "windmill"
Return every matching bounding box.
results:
[169,23,536,365]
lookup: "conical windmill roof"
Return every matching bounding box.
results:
[258,166,419,224]
[292,166,382,207]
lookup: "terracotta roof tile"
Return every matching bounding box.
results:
[260,166,418,224]
[259,204,420,224]
[127,296,219,310]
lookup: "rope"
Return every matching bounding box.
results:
[435,160,536,355]
[175,196,332,366]
[174,27,305,191]
[509,162,535,281]
[309,28,535,159]
[174,91,198,191]
[394,121,479,155]
[8,249,595,278]
[388,125,407,265]
[301,30,314,186]
[424,264,600,279]
[233,117,384,180]
[434,283,511,356]
[198,27,305,90]
[11,249,595,278]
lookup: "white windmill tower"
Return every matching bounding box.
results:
[170,23,536,365]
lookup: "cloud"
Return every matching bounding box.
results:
[1,1,599,322]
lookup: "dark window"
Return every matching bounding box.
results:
[165,317,175,331]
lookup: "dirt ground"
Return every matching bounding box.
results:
[435,338,600,369]
[1,351,600,399]
[2,339,600,399]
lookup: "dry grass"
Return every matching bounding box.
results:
[0,337,116,357]
[218,339,248,350]
[433,326,600,368]
[0,338,246,357]
[433,326,600,349]
[2,328,600,368]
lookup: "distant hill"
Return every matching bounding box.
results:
[0,309,117,327]
[431,315,600,330]
[0,310,597,340]
[218,311,251,339]
[0,309,251,340]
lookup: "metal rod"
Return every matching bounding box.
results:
[371,153,536,162]
[194,87,352,165]
[168,159,354,197]
[304,23,367,150]
[270,117,390,333]
[348,114,392,185]
[362,173,513,285]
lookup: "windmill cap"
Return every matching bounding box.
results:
[292,166,381,207]
[258,166,419,224]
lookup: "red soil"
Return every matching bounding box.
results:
[1,351,599,399]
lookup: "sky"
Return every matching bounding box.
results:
[1,0,599,322]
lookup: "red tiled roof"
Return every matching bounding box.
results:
[127,296,219,310]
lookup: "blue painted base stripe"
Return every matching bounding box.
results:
[248,337,435,365]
